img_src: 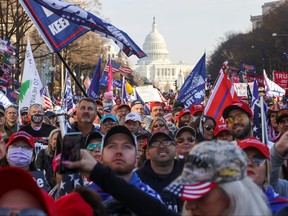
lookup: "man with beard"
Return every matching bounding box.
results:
[150,101,165,118]
[222,101,253,141]
[87,125,162,215]
[136,130,184,213]
[67,97,99,147]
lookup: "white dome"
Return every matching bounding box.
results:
[141,17,170,64]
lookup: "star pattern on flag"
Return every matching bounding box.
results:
[58,173,84,198]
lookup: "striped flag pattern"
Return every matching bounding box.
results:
[40,84,53,109]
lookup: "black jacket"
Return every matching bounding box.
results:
[136,159,184,212]
[90,163,179,216]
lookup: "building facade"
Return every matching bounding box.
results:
[132,18,194,92]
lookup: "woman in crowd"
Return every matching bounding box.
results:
[192,115,216,143]
[175,126,196,159]
[62,140,271,216]
[238,137,288,215]
[36,129,61,187]
[150,117,169,133]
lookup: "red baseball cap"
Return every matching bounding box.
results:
[150,101,164,111]
[222,101,253,119]
[7,131,35,148]
[116,104,131,112]
[190,103,204,115]
[214,123,229,137]
[0,167,56,215]
[237,137,270,159]
[175,109,190,122]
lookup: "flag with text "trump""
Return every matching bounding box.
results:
[33,0,146,58]
[177,53,206,109]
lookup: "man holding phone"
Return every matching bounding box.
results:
[87,125,162,215]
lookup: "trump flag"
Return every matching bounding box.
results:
[177,53,206,109]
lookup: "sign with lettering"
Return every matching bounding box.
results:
[273,71,288,89]
[30,170,51,192]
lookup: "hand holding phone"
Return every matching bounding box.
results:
[59,132,82,174]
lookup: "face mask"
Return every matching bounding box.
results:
[7,147,33,167]
[31,114,43,124]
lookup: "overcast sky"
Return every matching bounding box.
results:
[101,0,271,66]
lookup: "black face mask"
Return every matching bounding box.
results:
[31,114,43,124]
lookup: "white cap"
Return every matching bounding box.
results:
[125,112,142,123]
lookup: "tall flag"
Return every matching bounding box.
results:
[40,83,53,110]
[19,38,43,117]
[177,53,206,109]
[64,71,74,112]
[121,76,130,104]
[87,56,102,100]
[106,59,113,93]
[133,87,150,115]
[263,70,285,97]
[30,0,146,58]
[251,80,268,143]
[19,0,89,52]
[204,62,239,123]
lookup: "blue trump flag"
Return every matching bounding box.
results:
[87,56,102,100]
[177,53,206,109]
[19,0,89,52]
[32,0,146,58]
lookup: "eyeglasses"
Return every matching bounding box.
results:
[204,125,215,131]
[149,140,175,148]
[176,136,195,143]
[87,143,102,151]
[153,124,165,128]
[21,112,28,116]
[225,113,246,125]
[0,208,47,216]
[247,155,266,166]
[102,121,117,126]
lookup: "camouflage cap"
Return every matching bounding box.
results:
[165,140,247,201]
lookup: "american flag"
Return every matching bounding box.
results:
[121,76,130,104]
[64,71,74,112]
[251,80,268,143]
[104,60,132,75]
[58,173,83,197]
[40,84,53,109]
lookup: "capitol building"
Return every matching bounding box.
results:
[131,18,194,92]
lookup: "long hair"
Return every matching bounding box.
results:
[219,177,271,216]
[181,177,271,216]
[46,129,61,156]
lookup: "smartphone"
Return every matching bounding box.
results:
[59,132,82,174]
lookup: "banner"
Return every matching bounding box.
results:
[177,53,206,109]
[244,73,264,87]
[19,0,88,52]
[273,71,288,89]
[19,38,43,117]
[264,70,285,97]
[99,73,122,88]
[33,0,146,58]
[135,85,162,103]
[233,82,254,97]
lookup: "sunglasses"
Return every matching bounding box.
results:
[225,113,246,125]
[21,112,28,116]
[204,125,215,131]
[176,136,195,143]
[149,140,175,148]
[247,156,266,166]
[0,208,47,216]
[153,124,165,128]
[87,143,102,151]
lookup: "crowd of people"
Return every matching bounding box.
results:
[1,94,288,216]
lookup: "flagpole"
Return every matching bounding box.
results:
[259,87,266,142]
[56,52,88,97]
